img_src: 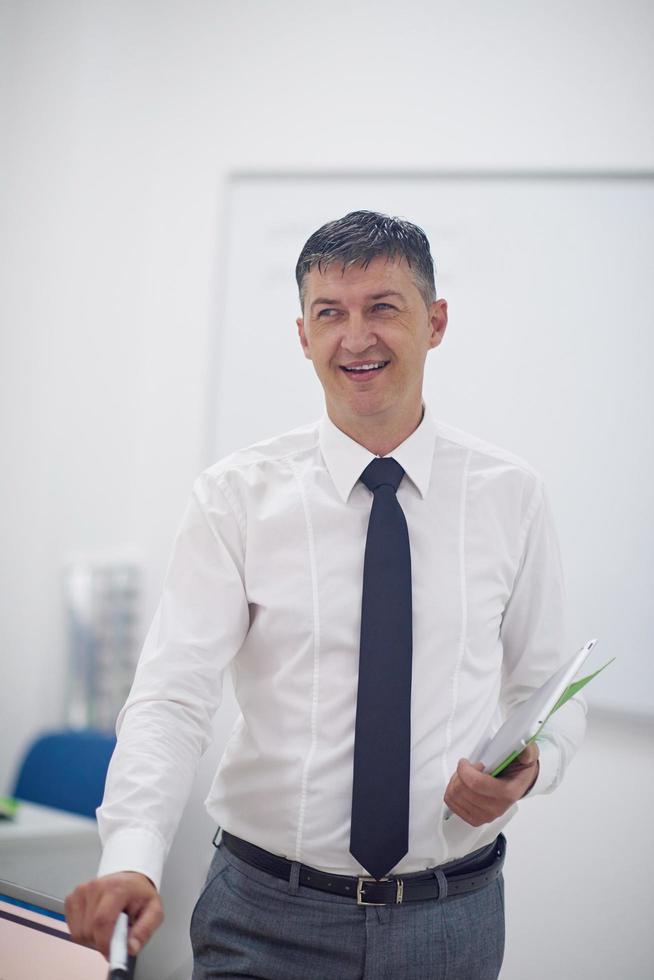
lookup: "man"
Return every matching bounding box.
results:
[66,211,586,979]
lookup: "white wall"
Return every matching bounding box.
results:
[1,2,653,977]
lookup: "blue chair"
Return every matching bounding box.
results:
[12,729,117,819]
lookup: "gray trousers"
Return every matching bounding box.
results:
[190,839,505,980]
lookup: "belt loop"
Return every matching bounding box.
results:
[434,869,448,900]
[288,860,301,895]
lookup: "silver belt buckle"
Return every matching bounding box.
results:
[356,876,404,906]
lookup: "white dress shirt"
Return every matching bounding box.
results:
[98,406,586,890]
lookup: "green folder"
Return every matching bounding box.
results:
[491,657,615,777]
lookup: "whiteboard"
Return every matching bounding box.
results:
[211,173,654,716]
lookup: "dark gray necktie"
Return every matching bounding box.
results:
[349,457,412,880]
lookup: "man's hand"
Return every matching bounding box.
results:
[443,743,540,827]
[64,871,164,960]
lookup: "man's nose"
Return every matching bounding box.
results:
[340,313,377,354]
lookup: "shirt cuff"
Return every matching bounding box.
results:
[97,827,167,892]
[523,738,560,797]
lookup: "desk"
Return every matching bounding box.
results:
[0,800,101,898]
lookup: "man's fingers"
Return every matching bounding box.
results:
[126,894,164,955]
[500,743,539,783]
[70,881,103,949]
[443,784,490,827]
[444,748,541,827]
[65,872,161,960]
[64,881,121,957]
[454,800,488,827]
[456,759,507,800]
[445,760,515,825]
[517,743,539,764]
[64,889,85,943]
[88,891,125,959]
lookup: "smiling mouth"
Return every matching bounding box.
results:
[340,360,390,375]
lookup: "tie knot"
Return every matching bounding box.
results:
[360,457,405,494]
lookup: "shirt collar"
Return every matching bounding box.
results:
[318,404,437,503]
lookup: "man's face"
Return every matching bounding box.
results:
[296,255,447,431]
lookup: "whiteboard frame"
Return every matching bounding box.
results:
[208,169,654,718]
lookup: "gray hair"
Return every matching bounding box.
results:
[295,210,437,312]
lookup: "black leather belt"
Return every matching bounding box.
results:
[219,830,506,906]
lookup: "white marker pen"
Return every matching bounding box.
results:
[108,911,130,980]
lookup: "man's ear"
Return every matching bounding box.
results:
[297,316,312,360]
[427,299,448,349]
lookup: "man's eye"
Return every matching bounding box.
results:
[317,308,339,318]
[373,303,395,312]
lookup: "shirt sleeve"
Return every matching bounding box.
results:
[97,472,250,889]
[499,478,587,798]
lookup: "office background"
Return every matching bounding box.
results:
[1,2,653,978]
